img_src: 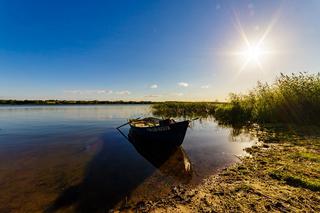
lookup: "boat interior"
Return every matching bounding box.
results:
[129,117,175,128]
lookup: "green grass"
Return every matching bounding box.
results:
[152,72,320,125]
[219,72,320,125]
[152,101,222,118]
[143,73,320,212]
[292,152,320,163]
[269,170,320,192]
[128,136,320,212]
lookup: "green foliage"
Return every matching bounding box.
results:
[269,170,320,192]
[152,72,320,125]
[221,72,320,125]
[152,102,221,118]
[214,103,252,124]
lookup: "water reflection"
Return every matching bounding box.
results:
[49,129,193,212]
[49,130,156,212]
[0,105,257,212]
[128,132,193,183]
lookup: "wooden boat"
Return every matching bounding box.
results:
[127,117,190,147]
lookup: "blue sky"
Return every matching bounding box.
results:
[0,0,319,101]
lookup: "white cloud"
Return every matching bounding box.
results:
[64,89,132,96]
[178,82,189,87]
[201,85,211,89]
[116,90,131,95]
[150,84,158,89]
[64,90,113,95]
[96,90,113,94]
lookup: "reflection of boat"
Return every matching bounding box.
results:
[127,117,190,147]
[116,117,196,181]
[128,134,193,181]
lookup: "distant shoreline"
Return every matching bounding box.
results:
[0,100,156,105]
[0,100,222,105]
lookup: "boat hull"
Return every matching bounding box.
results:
[128,120,189,147]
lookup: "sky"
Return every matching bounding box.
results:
[0,0,319,101]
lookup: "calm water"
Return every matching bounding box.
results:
[0,105,257,212]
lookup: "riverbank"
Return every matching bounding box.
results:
[116,126,320,212]
[140,73,320,212]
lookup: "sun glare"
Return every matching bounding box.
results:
[243,45,264,61]
[230,9,280,73]
[236,43,269,70]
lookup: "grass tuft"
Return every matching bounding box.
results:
[298,152,320,162]
[269,170,320,192]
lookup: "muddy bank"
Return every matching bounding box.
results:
[116,135,320,212]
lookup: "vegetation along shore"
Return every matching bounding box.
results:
[128,129,320,212]
[120,72,320,212]
[153,73,320,125]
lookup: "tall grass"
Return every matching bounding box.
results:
[215,72,320,124]
[153,72,320,125]
[152,102,220,118]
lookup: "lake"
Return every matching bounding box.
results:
[0,105,257,212]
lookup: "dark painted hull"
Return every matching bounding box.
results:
[128,120,189,147]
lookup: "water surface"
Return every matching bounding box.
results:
[0,105,257,212]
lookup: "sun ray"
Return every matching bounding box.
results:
[239,57,251,73]
[257,8,282,47]
[231,7,281,74]
[233,10,250,47]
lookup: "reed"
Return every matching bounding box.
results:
[215,72,320,125]
[153,72,320,125]
[152,101,222,118]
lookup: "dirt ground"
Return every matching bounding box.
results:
[115,135,320,212]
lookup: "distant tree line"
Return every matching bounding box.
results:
[0,100,156,105]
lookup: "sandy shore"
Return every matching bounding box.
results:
[115,135,320,212]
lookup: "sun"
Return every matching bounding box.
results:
[243,45,265,62]
[230,10,279,72]
[236,43,269,70]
